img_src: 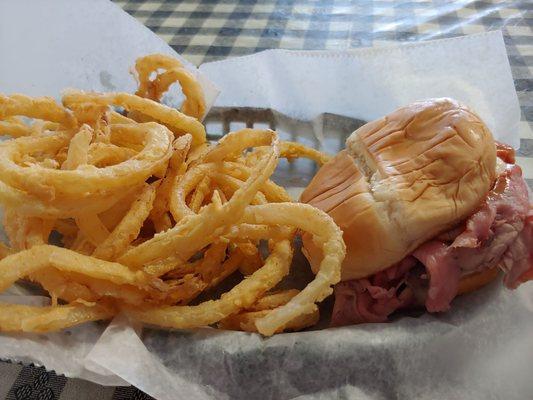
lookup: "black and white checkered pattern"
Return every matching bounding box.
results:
[0,361,154,400]
[2,0,532,398]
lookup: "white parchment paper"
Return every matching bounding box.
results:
[201,30,521,148]
[0,1,531,399]
[92,283,533,400]
[0,0,219,116]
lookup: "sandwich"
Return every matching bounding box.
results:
[300,98,532,326]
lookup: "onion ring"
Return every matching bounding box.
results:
[0,94,76,129]
[0,245,160,291]
[92,183,156,261]
[123,239,292,329]
[0,300,114,333]
[62,91,206,146]
[134,54,206,119]
[118,129,279,269]
[239,203,345,336]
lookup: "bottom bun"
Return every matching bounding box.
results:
[457,268,500,296]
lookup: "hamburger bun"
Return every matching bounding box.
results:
[301,98,497,281]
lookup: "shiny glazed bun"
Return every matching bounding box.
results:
[301,98,497,281]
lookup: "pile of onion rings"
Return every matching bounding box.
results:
[0,54,345,336]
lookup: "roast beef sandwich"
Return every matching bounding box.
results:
[300,98,532,326]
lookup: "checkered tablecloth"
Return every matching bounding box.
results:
[2,1,532,399]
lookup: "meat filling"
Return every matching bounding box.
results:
[332,147,532,326]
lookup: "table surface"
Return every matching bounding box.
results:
[2,1,532,399]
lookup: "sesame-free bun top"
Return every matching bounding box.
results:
[301,98,497,281]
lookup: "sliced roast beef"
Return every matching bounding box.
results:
[331,160,532,326]
[451,164,529,249]
[453,165,530,275]
[412,241,461,312]
[331,258,415,326]
[495,141,515,164]
[501,209,533,289]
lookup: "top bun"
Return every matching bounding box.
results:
[301,98,497,280]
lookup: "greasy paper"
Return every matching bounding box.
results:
[1,2,532,399]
